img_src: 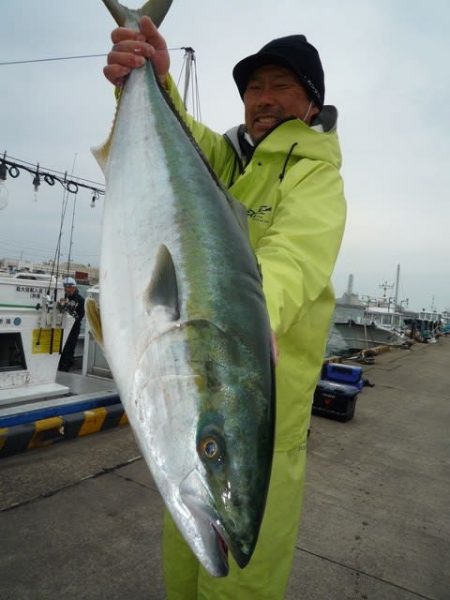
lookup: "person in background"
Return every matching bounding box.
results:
[104,17,346,600]
[58,276,85,372]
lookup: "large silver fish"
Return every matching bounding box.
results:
[93,0,274,576]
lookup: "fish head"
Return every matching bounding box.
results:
[127,316,274,577]
[184,320,275,573]
[192,407,272,570]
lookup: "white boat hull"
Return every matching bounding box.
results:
[333,321,408,352]
[0,276,74,404]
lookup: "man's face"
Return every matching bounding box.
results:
[243,64,319,142]
[64,285,76,297]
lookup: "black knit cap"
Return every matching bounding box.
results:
[233,35,325,109]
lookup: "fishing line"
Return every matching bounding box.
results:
[49,155,78,298]
[0,54,107,66]
[65,161,79,281]
[0,48,186,67]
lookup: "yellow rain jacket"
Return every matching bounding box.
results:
[162,76,346,599]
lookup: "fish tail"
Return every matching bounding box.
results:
[101,0,173,27]
[94,0,172,172]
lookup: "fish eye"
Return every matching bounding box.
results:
[199,436,221,461]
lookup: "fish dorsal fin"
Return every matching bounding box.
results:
[146,244,180,321]
[85,297,104,349]
[91,100,118,174]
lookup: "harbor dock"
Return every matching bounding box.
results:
[1,337,449,599]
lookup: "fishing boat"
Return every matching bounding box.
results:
[0,272,73,404]
[329,273,410,354]
[0,270,121,458]
[0,270,116,401]
[331,321,408,354]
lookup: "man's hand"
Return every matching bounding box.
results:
[104,16,170,87]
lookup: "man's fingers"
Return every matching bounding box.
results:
[139,16,168,51]
[111,38,154,57]
[107,49,146,67]
[138,16,159,39]
[103,64,132,86]
[104,18,169,86]
[111,26,146,44]
[109,18,162,46]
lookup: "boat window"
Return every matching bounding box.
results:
[0,332,27,371]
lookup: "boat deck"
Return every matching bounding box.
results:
[0,337,449,599]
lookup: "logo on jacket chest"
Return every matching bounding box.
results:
[247,205,272,223]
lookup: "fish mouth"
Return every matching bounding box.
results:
[211,517,251,570]
[179,469,251,576]
[212,523,229,567]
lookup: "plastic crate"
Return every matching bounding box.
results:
[312,380,359,422]
[322,363,364,390]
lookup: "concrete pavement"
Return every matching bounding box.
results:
[1,337,449,599]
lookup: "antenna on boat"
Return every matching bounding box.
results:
[379,280,393,303]
[393,264,400,307]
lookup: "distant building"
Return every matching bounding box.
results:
[0,257,34,272]
[0,257,99,284]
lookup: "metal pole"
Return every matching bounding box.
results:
[182,47,194,108]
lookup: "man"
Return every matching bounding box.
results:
[58,276,85,372]
[105,17,346,599]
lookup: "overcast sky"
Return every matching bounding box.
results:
[0,0,449,313]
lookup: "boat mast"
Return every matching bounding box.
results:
[394,264,400,307]
[180,46,201,121]
[182,47,195,108]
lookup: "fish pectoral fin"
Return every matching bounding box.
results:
[85,297,104,349]
[146,244,180,321]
